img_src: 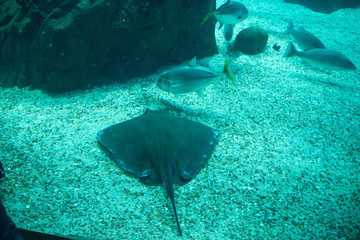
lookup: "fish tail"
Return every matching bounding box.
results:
[223,59,235,83]
[200,11,213,25]
[200,0,215,25]
[283,42,296,57]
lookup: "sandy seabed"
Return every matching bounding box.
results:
[1,0,360,239]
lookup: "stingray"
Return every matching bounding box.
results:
[97,110,220,235]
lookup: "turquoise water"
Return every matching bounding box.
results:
[0,0,359,239]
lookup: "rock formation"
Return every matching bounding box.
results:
[0,0,217,92]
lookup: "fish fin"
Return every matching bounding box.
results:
[298,26,307,32]
[188,57,197,67]
[223,24,235,41]
[151,77,158,88]
[283,42,296,57]
[151,81,157,88]
[200,11,213,25]
[218,22,224,30]
[223,59,236,83]
[172,83,184,88]
[283,20,293,34]
[196,90,204,98]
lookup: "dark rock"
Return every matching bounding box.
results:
[272,43,281,51]
[233,26,268,55]
[284,0,360,14]
[0,0,217,92]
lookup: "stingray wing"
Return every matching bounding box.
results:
[97,111,220,186]
[167,116,221,185]
[97,115,154,178]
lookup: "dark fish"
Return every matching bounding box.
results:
[97,110,221,236]
[284,42,357,71]
[284,21,325,50]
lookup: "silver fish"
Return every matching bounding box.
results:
[284,42,357,71]
[201,0,248,27]
[214,0,248,25]
[157,57,234,97]
[284,21,325,50]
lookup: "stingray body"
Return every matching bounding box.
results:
[97,110,221,235]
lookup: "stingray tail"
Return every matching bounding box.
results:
[223,59,236,83]
[162,167,182,236]
[170,188,182,236]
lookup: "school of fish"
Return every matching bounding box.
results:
[156,0,357,98]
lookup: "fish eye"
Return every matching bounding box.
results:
[157,76,170,89]
[156,77,162,85]
[158,74,165,81]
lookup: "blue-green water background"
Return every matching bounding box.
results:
[0,0,359,239]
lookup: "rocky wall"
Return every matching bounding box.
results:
[284,0,360,13]
[0,0,217,92]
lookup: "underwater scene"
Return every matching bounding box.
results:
[0,0,359,239]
